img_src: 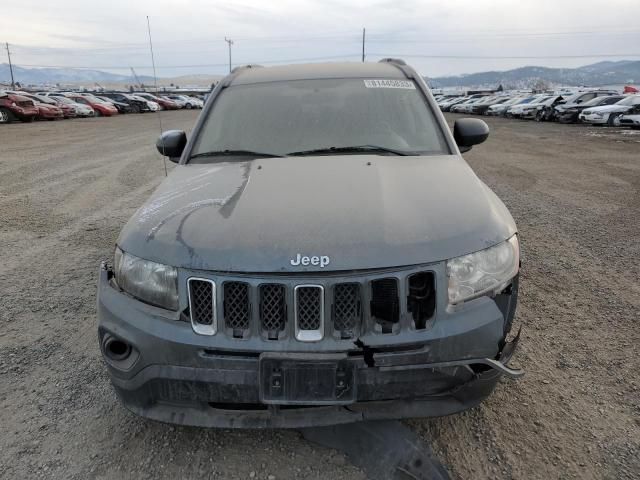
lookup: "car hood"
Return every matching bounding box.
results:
[118,155,517,272]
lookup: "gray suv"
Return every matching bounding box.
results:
[97,59,522,428]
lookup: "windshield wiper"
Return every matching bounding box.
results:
[286,145,415,156]
[189,149,284,159]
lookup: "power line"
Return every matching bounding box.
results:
[11,54,363,70]
[9,28,639,54]
[368,52,640,60]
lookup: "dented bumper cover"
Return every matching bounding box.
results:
[97,264,522,428]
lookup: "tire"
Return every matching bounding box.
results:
[95,109,102,117]
[0,107,13,124]
[185,103,192,109]
[535,110,545,122]
[22,116,34,123]
[607,113,621,127]
[131,104,141,114]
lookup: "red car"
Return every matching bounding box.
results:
[33,94,77,118]
[35,102,64,120]
[67,95,118,116]
[14,92,65,120]
[0,92,39,123]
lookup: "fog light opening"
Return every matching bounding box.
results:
[103,336,132,361]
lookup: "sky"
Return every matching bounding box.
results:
[3,0,640,78]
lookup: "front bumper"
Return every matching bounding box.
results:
[620,115,640,127]
[555,111,579,123]
[579,113,608,124]
[97,263,522,428]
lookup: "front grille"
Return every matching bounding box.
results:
[260,284,286,339]
[186,267,436,340]
[333,283,361,338]
[223,282,250,336]
[188,278,216,335]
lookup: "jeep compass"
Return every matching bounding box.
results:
[97,59,522,428]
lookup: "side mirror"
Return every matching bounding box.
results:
[453,118,489,153]
[156,130,186,162]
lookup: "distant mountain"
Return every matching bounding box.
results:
[2,60,639,89]
[0,63,156,86]
[428,60,640,89]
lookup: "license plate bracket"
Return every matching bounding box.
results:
[259,353,356,405]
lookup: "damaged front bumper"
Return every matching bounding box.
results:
[97,263,522,428]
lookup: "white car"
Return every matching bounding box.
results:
[167,95,203,109]
[519,95,564,120]
[129,95,160,111]
[506,95,549,117]
[162,95,187,108]
[52,95,95,117]
[451,96,489,113]
[579,95,640,126]
[439,96,467,112]
[487,97,527,116]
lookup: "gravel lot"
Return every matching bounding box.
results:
[1,110,638,479]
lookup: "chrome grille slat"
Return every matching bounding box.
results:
[294,285,324,341]
[187,278,216,336]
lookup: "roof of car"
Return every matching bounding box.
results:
[229,62,408,86]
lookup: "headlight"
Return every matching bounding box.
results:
[114,247,178,310]
[447,236,519,305]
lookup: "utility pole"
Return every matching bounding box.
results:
[224,37,234,73]
[5,42,15,89]
[362,28,366,62]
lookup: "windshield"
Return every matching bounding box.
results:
[616,95,640,106]
[191,78,449,158]
[584,96,619,106]
[55,97,74,104]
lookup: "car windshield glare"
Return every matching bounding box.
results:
[190,78,449,159]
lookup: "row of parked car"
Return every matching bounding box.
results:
[436,90,640,128]
[0,90,205,123]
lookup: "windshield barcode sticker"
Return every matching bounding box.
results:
[364,79,415,89]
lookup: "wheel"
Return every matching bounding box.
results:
[94,109,102,117]
[185,103,192,109]
[131,104,141,114]
[535,110,545,122]
[0,108,12,124]
[22,115,34,123]
[607,112,621,127]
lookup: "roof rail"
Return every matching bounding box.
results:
[230,64,264,74]
[378,58,407,66]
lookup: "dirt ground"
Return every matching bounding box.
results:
[0,110,638,480]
